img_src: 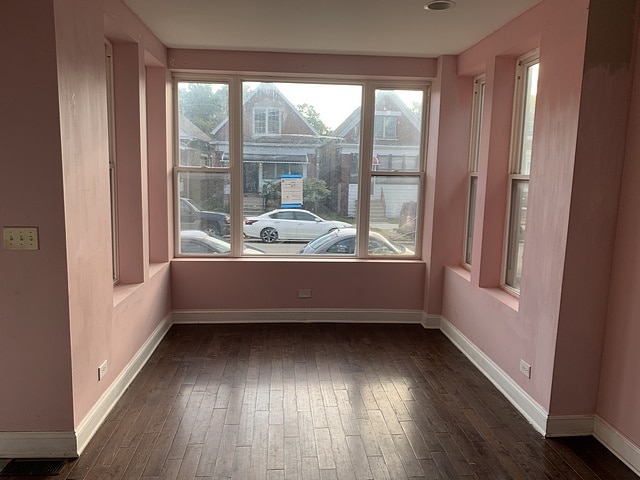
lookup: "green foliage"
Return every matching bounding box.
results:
[179,83,228,135]
[296,103,331,136]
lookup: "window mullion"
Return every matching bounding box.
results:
[229,78,244,257]
[358,84,375,258]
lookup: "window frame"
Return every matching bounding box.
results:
[463,75,485,267]
[172,76,428,260]
[503,52,539,293]
[105,40,119,283]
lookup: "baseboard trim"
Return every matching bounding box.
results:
[440,316,548,436]
[0,431,78,458]
[422,313,442,329]
[172,309,425,325]
[545,415,594,437]
[74,315,172,456]
[594,416,640,476]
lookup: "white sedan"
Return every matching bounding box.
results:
[244,209,351,243]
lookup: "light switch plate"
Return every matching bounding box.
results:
[3,227,39,250]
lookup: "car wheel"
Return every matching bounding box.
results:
[204,223,222,237]
[260,227,278,243]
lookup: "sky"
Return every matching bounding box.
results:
[248,81,424,130]
[179,80,425,131]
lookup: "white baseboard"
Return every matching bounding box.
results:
[74,315,172,456]
[0,431,78,458]
[422,313,442,329]
[439,316,548,436]
[172,309,424,325]
[545,415,594,437]
[594,416,640,476]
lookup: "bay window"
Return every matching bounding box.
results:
[174,77,427,259]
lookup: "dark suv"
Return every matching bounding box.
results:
[179,198,230,237]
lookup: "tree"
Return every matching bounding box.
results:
[296,103,331,136]
[179,83,228,134]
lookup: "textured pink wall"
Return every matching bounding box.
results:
[598,0,640,445]
[0,0,172,435]
[422,56,472,314]
[548,0,636,415]
[0,1,75,431]
[442,0,590,411]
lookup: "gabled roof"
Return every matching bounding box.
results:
[332,90,421,139]
[211,83,321,138]
[178,113,212,143]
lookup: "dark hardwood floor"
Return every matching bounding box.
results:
[4,323,638,479]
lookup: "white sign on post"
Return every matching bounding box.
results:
[281,174,303,208]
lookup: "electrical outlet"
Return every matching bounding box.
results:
[298,289,312,298]
[519,359,531,378]
[3,227,39,250]
[98,360,108,381]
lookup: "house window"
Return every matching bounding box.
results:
[464,76,485,266]
[374,114,399,139]
[174,78,427,258]
[105,41,118,282]
[254,107,281,135]
[505,54,539,292]
[175,82,231,252]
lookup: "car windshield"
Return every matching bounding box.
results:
[307,230,340,249]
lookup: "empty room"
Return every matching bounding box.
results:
[1,0,640,478]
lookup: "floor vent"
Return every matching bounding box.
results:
[0,459,65,476]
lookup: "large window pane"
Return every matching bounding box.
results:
[517,63,538,176]
[177,83,229,167]
[177,170,230,242]
[368,176,419,256]
[464,176,478,265]
[505,180,528,290]
[372,89,423,173]
[241,82,362,255]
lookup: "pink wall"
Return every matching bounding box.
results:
[422,56,472,314]
[0,1,75,431]
[548,0,636,415]
[172,260,424,311]
[442,0,591,411]
[0,0,172,438]
[598,1,640,445]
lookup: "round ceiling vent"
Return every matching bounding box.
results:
[424,0,456,11]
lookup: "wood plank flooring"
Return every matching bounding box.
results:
[5,323,638,479]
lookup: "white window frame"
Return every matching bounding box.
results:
[503,52,539,293]
[463,75,485,267]
[173,76,428,259]
[105,40,119,283]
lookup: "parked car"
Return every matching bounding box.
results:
[244,209,351,243]
[296,228,414,255]
[180,230,264,255]
[398,201,417,238]
[180,197,230,237]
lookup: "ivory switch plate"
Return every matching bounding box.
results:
[3,227,39,250]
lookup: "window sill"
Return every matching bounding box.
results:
[486,286,519,312]
[171,256,424,264]
[446,265,519,312]
[113,262,170,307]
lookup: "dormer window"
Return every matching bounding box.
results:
[254,107,281,135]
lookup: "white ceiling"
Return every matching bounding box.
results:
[123,0,542,57]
